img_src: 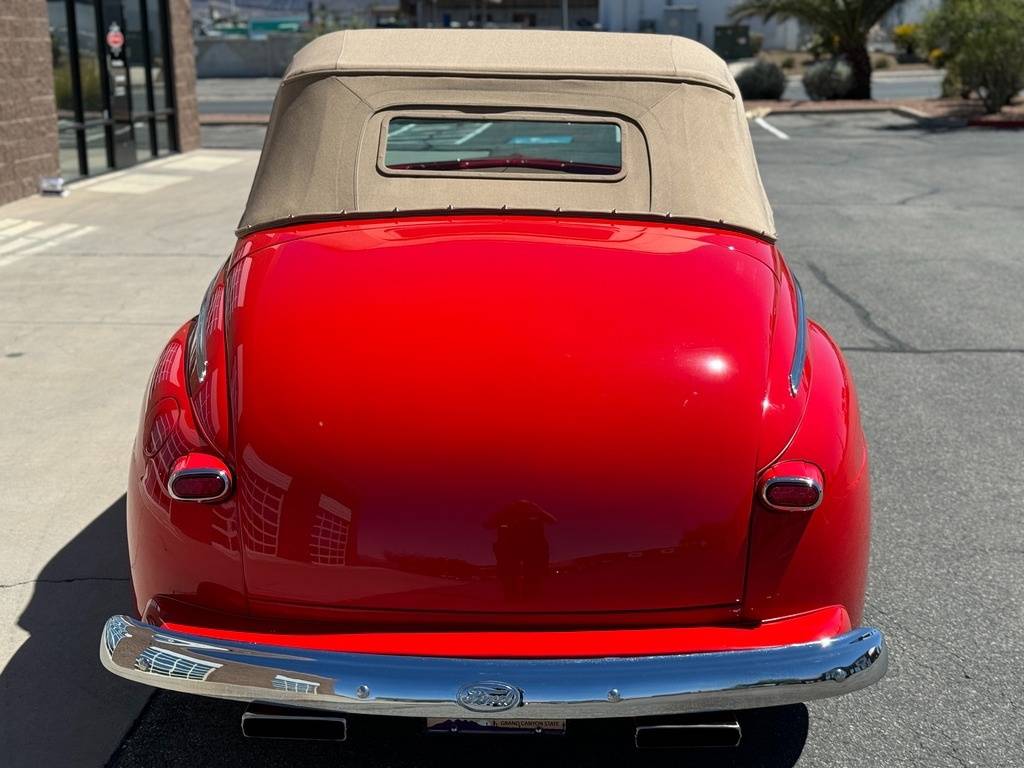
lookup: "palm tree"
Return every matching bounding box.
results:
[730,1,908,99]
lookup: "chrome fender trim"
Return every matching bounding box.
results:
[790,276,808,397]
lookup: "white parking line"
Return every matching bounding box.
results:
[387,122,417,137]
[160,154,242,172]
[453,121,494,145]
[23,225,96,254]
[87,173,190,194]
[0,237,34,256]
[0,219,98,268]
[755,117,790,141]
[0,220,44,236]
[27,223,78,240]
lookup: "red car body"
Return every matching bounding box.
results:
[103,29,885,740]
[128,216,870,635]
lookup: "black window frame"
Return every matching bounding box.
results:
[49,0,179,179]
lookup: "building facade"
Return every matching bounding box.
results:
[401,1,801,50]
[404,1,600,29]
[0,0,199,206]
[598,1,801,51]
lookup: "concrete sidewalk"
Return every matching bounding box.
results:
[0,150,258,767]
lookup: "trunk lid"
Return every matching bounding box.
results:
[228,217,776,618]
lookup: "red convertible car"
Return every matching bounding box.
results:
[102,29,886,746]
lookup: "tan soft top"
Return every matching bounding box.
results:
[239,29,776,240]
[284,28,736,90]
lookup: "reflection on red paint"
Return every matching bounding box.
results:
[125,215,871,636]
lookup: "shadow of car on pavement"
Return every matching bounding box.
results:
[107,692,808,767]
[1,494,152,768]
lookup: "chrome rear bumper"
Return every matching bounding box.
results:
[100,615,886,719]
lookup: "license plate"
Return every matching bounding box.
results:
[426,718,566,735]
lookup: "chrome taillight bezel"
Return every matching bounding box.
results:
[760,475,823,512]
[167,465,233,503]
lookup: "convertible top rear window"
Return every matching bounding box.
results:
[383,118,622,176]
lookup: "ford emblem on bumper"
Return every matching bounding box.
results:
[457,682,522,712]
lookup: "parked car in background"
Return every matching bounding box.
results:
[101,29,886,748]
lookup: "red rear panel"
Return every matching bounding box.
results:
[226,217,778,620]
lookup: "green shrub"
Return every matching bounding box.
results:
[924,0,1024,113]
[874,56,891,69]
[804,32,839,60]
[781,55,797,69]
[735,60,788,100]
[892,23,922,56]
[802,58,854,100]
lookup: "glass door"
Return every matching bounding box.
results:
[48,0,177,180]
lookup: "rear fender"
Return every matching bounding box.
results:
[743,322,870,625]
[127,283,246,617]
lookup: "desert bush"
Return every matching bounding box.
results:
[781,55,797,69]
[732,1,912,99]
[735,60,788,100]
[874,56,891,69]
[804,32,839,60]
[802,58,854,100]
[923,0,1024,113]
[892,23,922,56]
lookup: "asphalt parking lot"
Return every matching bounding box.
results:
[2,112,1022,767]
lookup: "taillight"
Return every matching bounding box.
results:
[168,453,233,502]
[759,460,823,512]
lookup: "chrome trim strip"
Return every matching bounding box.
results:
[761,475,824,512]
[101,616,887,719]
[789,277,807,397]
[166,468,232,503]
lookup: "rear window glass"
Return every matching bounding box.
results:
[383,118,622,175]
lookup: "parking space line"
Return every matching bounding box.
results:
[387,122,417,137]
[23,225,96,255]
[0,220,44,236]
[160,154,243,172]
[87,173,190,194]
[755,117,790,141]
[0,223,98,268]
[453,121,494,145]
[0,237,34,256]
[27,223,78,240]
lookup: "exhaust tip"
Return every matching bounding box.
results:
[242,703,347,741]
[635,720,742,749]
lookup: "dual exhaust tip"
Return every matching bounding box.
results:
[241,703,741,748]
[634,719,742,749]
[241,703,348,741]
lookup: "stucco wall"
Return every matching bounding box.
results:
[0,0,59,205]
[169,0,200,151]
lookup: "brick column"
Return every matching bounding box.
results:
[168,0,200,152]
[0,0,60,206]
